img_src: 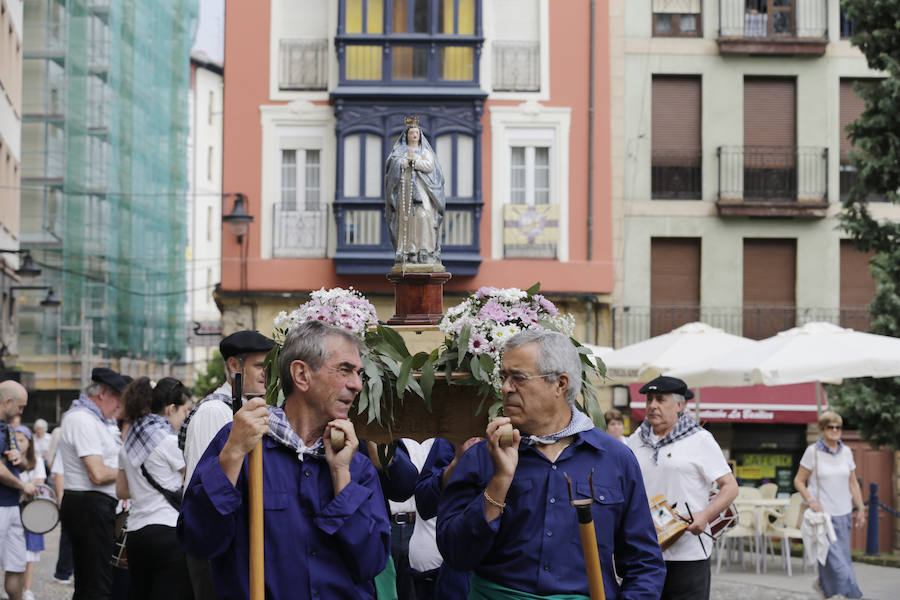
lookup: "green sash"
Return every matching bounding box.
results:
[374,556,398,600]
[468,573,590,600]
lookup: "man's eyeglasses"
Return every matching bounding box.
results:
[498,371,557,386]
[824,424,842,431]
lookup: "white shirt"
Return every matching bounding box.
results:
[118,434,184,531]
[20,459,47,485]
[59,409,121,499]
[799,443,855,516]
[183,382,233,491]
[628,428,731,561]
[407,438,445,574]
[33,434,51,463]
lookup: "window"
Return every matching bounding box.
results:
[206,206,212,241]
[651,238,701,336]
[273,0,329,94]
[342,134,382,199]
[492,0,540,92]
[743,239,796,339]
[435,134,474,199]
[504,143,555,258]
[840,241,875,331]
[208,90,214,125]
[207,146,214,182]
[275,146,327,257]
[652,0,701,37]
[651,76,701,199]
[509,146,549,206]
[338,0,481,85]
[742,77,796,200]
[840,79,885,202]
[281,149,323,211]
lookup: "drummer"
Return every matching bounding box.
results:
[1,381,37,600]
[627,376,738,600]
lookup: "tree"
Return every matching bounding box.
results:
[832,0,900,450]
[193,350,226,399]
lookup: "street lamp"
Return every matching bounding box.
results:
[0,249,42,278]
[11,286,61,310]
[222,193,253,244]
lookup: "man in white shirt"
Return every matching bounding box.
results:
[628,376,738,600]
[57,367,127,600]
[178,330,273,600]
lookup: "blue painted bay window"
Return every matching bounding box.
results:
[332,104,483,275]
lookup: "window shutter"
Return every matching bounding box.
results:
[744,78,796,147]
[652,76,701,152]
[650,238,701,336]
[839,79,867,160]
[743,238,796,339]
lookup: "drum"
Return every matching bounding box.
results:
[708,492,737,539]
[20,483,59,534]
[649,494,687,551]
[110,510,129,569]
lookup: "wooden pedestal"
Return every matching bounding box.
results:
[386,271,452,326]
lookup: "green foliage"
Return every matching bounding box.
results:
[193,350,226,399]
[832,0,900,450]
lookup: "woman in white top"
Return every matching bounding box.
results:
[116,377,192,600]
[14,425,46,600]
[794,411,864,600]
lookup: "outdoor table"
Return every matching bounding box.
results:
[734,498,790,573]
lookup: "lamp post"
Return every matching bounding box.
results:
[0,249,42,278]
[222,193,253,244]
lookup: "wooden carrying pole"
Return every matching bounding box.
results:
[566,473,606,600]
[232,373,265,599]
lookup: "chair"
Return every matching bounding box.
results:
[760,492,805,576]
[738,485,762,500]
[759,483,778,499]
[715,505,759,574]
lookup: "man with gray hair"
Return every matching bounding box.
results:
[437,329,665,599]
[58,367,128,600]
[628,375,738,600]
[178,321,390,599]
[0,380,36,600]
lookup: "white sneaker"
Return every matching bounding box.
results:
[0,588,8,599]
[52,576,72,585]
[23,590,36,600]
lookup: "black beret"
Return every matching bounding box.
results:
[91,368,129,394]
[220,330,275,360]
[639,376,694,400]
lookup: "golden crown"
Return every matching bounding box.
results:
[404,115,419,128]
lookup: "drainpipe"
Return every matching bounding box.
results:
[587,0,595,261]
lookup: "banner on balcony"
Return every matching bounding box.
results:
[628,382,823,424]
[503,204,558,259]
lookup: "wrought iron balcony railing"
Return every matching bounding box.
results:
[273,203,328,258]
[652,148,702,200]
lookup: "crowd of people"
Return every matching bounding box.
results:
[0,323,865,600]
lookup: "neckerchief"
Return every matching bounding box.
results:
[70,394,114,425]
[124,414,173,467]
[638,411,703,463]
[815,438,843,456]
[266,407,325,462]
[177,382,233,451]
[520,406,595,446]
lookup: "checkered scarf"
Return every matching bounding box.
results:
[70,394,114,425]
[266,406,325,461]
[520,406,596,446]
[124,414,173,467]
[177,383,233,451]
[638,411,703,463]
[815,438,844,456]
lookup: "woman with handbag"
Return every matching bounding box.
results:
[116,377,193,600]
[793,411,864,600]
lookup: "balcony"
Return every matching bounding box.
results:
[273,203,328,258]
[332,198,482,275]
[839,153,888,203]
[279,39,328,91]
[492,41,540,92]
[716,146,828,217]
[612,306,869,347]
[718,0,827,55]
[652,148,702,200]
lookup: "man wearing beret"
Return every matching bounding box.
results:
[58,367,128,600]
[179,329,274,600]
[627,376,738,600]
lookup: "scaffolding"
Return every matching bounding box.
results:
[20,0,198,371]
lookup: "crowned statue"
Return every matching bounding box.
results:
[384,116,446,273]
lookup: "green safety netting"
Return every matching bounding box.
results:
[20,0,198,362]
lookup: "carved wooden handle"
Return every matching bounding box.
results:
[330,428,345,452]
[498,423,514,448]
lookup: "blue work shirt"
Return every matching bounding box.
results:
[177,423,390,600]
[436,428,665,599]
[358,439,418,505]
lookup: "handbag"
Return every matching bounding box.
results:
[140,464,183,511]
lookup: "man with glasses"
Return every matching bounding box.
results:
[437,329,665,599]
[178,321,390,599]
[179,329,274,600]
[627,376,738,600]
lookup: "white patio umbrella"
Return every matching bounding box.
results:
[667,322,900,414]
[603,322,755,383]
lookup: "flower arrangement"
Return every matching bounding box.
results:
[430,283,605,420]
[266,283,606,428]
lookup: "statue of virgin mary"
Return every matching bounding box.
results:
[384,116,446,272]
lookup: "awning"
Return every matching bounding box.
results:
[628,382,823,424]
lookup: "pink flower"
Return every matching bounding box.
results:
[479,300,508,322]
[533,294,558,316]
[468,332,490,355]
